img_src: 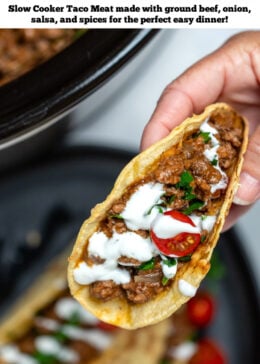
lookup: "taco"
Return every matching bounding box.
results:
[68,103,248,329]
[0,251,168,364]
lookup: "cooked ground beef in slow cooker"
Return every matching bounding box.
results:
[0,29,80,86]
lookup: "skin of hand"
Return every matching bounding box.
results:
[140,31,260,231]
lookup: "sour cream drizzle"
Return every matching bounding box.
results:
[178,279,197,297]
[74,230,158,285]
[200,119,228,193]
[121,182,165,230]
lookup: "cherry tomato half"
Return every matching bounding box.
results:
[151,210,201,257]
[187,291,215,327]
[189,338,226,364]
[164,210,196,225]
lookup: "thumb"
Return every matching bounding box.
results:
[233,124,260,205]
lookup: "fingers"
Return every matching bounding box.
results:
[233,123,260,205]
[140,51,226,150]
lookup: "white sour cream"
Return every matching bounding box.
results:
[121,182,165,230]
[168,341,198,360]
[152,214,200,239]
[0,345,37,364]
[55,297,99,325]
[190,214,216,232]
[200,119,228,193]
[178,279,197,297]
[74,229,158,285]
[74,261,130,285]
[160,257,178,279]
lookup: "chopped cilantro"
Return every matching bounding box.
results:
[178,254,192,262]
[201,215,207,221]
[176,171,194,188]
[184,192,197,201]
[110,214,124,219]
[162,257,177,267]
[183,200,204,215]
[33,351,58,364]
[138,258,155,270]
[201,235,207,243]
[211,157,218,166]
[198,131,211,143]
[162,276,169,286]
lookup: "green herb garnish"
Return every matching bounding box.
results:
[211,157,218,166]
[176,171,194,188]
[178,254,192,262]
[33,351,58,364]
[176,171,197,201]
[162,276,169,286]
[184,192,197,201]
[198,131,211,143]
[138,258,155,270]
[162,257,177,267]
[183,200,204,215]
[110,214,124,219]
[201,215,207,221]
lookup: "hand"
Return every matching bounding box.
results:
[141,31,260,230]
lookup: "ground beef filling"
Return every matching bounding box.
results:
[86,111,243,304]
[0,29,82,86]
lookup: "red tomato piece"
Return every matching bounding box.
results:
[97,321,118,331]
[151,230,201,257]
[187,291,215,327]
[164,210,196,226]
[189,339,226,364]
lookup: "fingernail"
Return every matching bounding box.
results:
[233,172,260,205]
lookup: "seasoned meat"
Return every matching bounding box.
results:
[123,281,164,304]
[90,280,123,301]
[155,153,184,184]
[218,142,237,169]
[190,158,222,184]
[0,29,79,86]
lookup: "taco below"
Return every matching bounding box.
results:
[68,103,248,329]
[0,252,168,364]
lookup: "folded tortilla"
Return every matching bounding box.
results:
[68,103,248,329]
